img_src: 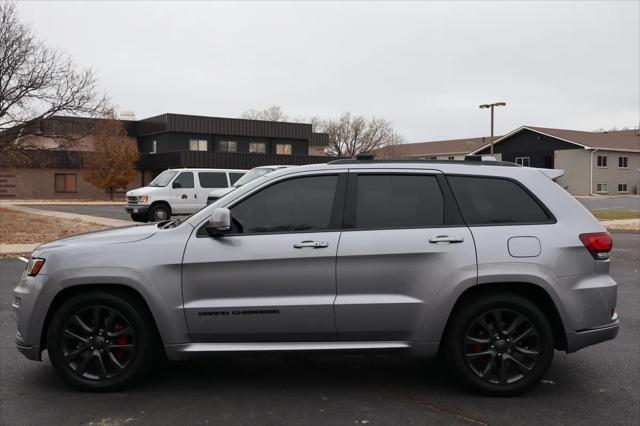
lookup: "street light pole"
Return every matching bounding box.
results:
[479,102,506,155]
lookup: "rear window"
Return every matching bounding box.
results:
[229,173,245,184]
[354,174,444,229]
[447,176,552,225]
[199,172,228,188]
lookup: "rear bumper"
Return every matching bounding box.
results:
[566,320,620,353]
[125,204,149,214]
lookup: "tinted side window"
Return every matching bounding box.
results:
[173,172,194,189]
[448,176,551,225]
[229,173,245,184]
[231,175,338,233]
[199,172,228,188]
[355,174,444,229]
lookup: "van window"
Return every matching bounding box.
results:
[448,176,551,225]
[231,175,338,233]
[229,173,245,185]
[354,174,444,229]
[199,172,228,188]
[173,172,194,189]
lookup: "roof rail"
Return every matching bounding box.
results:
[327,157,519,167]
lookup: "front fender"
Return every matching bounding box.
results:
[53,266,189,345]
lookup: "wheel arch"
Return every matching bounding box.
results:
[149,200,172,216]
[440,282,568,351]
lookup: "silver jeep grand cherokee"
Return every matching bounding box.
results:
[13,158,619,395]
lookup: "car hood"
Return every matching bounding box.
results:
[36,223,158,250]
[126,186,166,197]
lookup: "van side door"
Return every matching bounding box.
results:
[170,171,198,214]
[334,170,477,342]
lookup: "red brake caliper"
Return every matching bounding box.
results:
[114,323,128,359]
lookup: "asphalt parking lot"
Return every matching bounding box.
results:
[19,204,133,221]
[0,233,638,425]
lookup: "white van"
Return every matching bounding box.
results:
[125,168,248,222]
[206,165,294,204]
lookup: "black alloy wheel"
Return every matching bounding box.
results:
[463,309,540,385]
[60,306,135,381]
[47,291,157,391]
[445,292,554,396]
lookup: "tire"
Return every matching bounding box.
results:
[130,212,149,222]
[444,292,554,396]
[47,291,159,391]
[148,204,170,222]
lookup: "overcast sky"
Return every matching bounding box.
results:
[17,0,640,142]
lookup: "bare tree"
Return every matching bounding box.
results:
[321,113,404,157]
[0,1,109,153]
[240,105,288,122]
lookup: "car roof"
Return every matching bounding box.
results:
[166,168,249,172]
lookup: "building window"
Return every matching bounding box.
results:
[151,140,157,154]
[515,157,531,167]
[276,143,292,155]
[219,140,237,152]
[596,183,608,193]
[448,156,455,160]
[597,155,607,168]
[249,142,266,154]
[618,183,628,193]
[189,139,207,151]
[54,174,77,193]
[618,156,628,168]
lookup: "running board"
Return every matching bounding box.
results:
[165,341,410,359]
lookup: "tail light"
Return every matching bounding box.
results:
[579,232,612,260]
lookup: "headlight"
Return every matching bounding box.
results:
[26,258,45,276]
[138,195,149,203]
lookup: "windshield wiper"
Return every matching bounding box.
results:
[158,218,182,229]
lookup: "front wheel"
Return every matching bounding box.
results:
[444,293,554,396]
[47,291,158,391]
[149,204,170,222]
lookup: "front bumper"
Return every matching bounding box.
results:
[125,204,150,214]
[566,320,620,353]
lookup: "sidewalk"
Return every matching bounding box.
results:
[1,203,130,228]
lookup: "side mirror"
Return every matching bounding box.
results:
[205,208,231,237]
[172,181,182,189]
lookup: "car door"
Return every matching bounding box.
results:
[170,171,198,214]
[182,171,347,342]
[335,169,477,341]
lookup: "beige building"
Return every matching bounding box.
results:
[377,126,640,196]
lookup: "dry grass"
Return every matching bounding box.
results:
[0,208,110,244]
[591,210,640,220]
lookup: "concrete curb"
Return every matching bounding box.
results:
[1,203,131,228]
[0,243,39,255]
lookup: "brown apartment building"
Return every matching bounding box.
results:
[0,113,331,200]
[377,126,640,196]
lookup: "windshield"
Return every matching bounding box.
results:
[148,170,179,187]
[233,168,273,187]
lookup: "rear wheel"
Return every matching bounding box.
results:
[444,293,554,396]
[149,204,170,222]
[47,291,158,391]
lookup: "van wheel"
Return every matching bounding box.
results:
[130,213,149,222]
[149,204,170,222]
[47,291,158,391]
[444,293,554,396]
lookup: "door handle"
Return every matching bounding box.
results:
[294,240,329,249]
[181,194,187,199]
[429,235,464,244]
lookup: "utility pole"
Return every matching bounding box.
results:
[479,102,506,154]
